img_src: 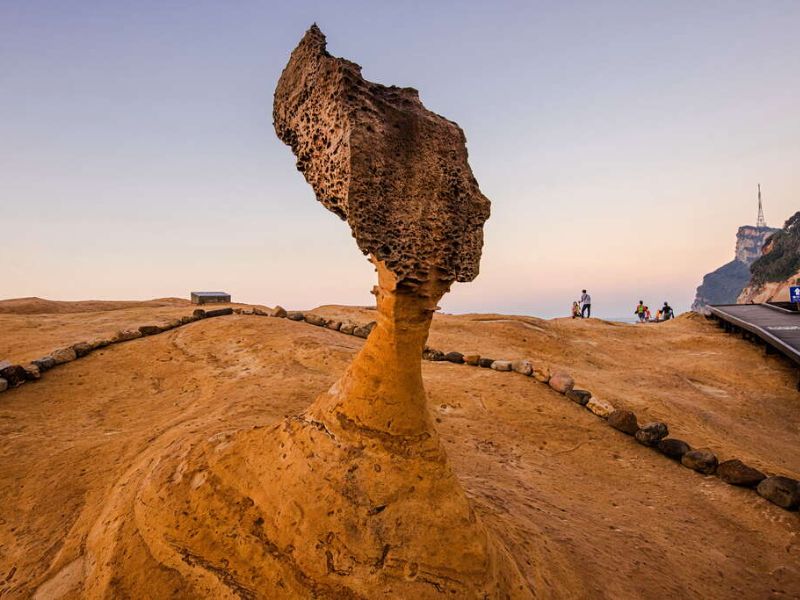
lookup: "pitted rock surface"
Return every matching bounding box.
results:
[273,25,490,288]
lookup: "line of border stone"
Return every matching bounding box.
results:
[0,307,234,394]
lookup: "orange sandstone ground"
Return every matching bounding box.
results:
[0,298,798,598]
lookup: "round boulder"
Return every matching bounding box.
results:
[353,322,376,339]
[548,373,574,394]
[72,342,94,357]
[511,359,533,376]
[422,347,445,361]
[565,389,592,406]
[113,329,142,342]
[608,409,639,435]
[138,325,162,336]
[635,422,669,447]
[756,476,800,510]
[22,364,41,381]
[491,360,512,372]
[657,438,691,460]
[32,356,56,372]
[51,347,77,365]
[89,339,112,350]
[304,313,327,327]
[0,364,28,387]
[444,352,465,364]
[533,366,551,383]
[586,396,614,419]
[717,459,766,488]
[682,449,718,474]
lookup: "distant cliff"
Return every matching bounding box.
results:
[738,211,800,303]
[692,225,778,313]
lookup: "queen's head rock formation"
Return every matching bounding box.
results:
[75,25,529,599]
[273,24,489,289]
[272,24,492,439]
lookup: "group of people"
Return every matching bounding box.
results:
[634,300,674,323]
[570,290,675,323]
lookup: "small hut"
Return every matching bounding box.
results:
[190,291,231,305]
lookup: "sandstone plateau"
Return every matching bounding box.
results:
[1,299,799,598]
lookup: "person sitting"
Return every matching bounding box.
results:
[655,309,662,322]
[644,306,651,321]
[662,301,675,321]
[571,301,581,319]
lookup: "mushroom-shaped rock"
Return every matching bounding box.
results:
[89,25,529,599]
[273,26,489,286]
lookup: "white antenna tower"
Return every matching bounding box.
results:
[756,183,767,229]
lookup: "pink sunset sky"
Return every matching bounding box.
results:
[2,1,798,318]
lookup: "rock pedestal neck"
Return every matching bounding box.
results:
[80,24,530,598]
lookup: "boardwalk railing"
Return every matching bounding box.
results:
[708,303,800,389]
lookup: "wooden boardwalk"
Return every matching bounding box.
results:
[708,304,800,387]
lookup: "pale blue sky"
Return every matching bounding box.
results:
[1,1,798,317]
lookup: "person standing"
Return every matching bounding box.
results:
[580,289,591,318]
[635,300,646,322]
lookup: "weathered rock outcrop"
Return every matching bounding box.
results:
[80,25,528,599]
[272,25,489,287]
[738,211,800,304]
[692,225,778,313]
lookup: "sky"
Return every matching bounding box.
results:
[1,1,798,318]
